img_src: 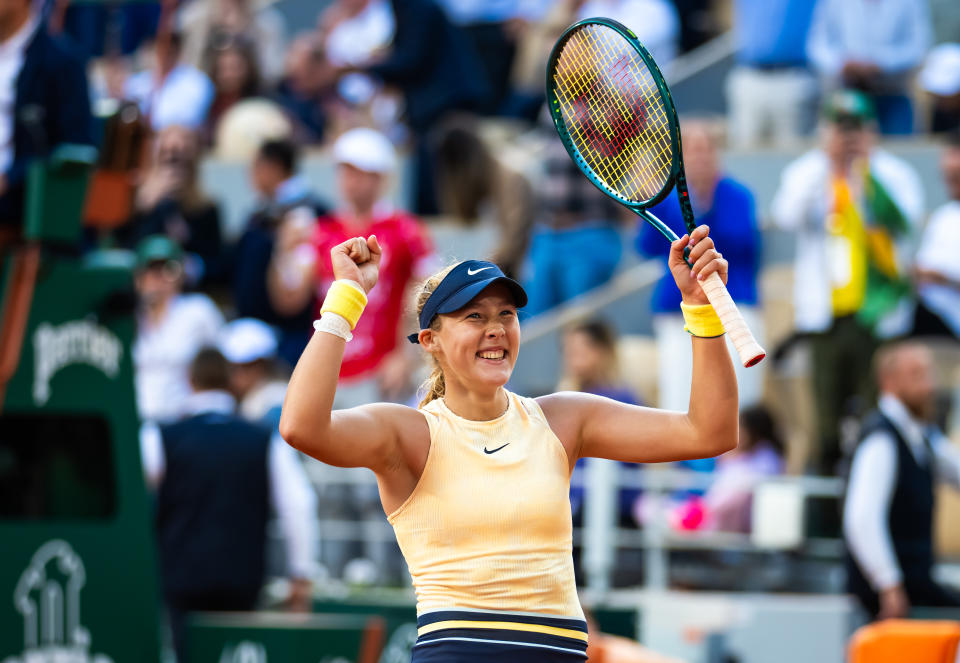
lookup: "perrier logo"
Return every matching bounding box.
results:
[5,540,115,663]
[32,320,122,405]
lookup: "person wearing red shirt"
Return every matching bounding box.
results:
[268,127,435,408]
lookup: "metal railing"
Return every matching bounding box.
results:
[292,461,846,595]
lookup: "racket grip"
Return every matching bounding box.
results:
[699,272,766,367]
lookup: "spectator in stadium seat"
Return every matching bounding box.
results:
[318,0,394,116]
[704,405,785,533]
[124,31,215,132]
[133,235,224,423]
[505,0,578,121]
[844,342,960,620]
[636,119,763,411]
[219,317,289,430]
[268,128,435,408]
[523,126,623,317]
[233,138,328,367]
[806,0,931,135]
[140,348,317,662]
[121,126,224,288]
[0,0,93,232]
[271,33,333,144]
[771,89,924,475]
[576,0,679,67]
[204,35,262,143]
[349,0,490,215]
[433,117,535,279]
[179,0,287,86]
[435,0,551,115]
[726,0,819,147]
[558,318,642,527]
[911,131,960,339]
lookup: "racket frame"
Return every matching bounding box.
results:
[546,17,766,367]
[546,17,685,247]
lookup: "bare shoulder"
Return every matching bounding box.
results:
[536,391,591,425]
[535,392,594,461]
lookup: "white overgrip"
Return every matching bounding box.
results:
[699,271,765,367]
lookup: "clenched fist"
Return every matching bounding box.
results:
[331,235,382,294]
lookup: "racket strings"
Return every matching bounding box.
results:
[566,29,672,197]
[552,23,673,202]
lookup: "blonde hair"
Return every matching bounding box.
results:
[414,262,460,407]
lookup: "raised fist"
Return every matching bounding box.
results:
[330,235,382,294]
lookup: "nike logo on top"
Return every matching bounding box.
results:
[467,266,494,276]
[484,443,509,454]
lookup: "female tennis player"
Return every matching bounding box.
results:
[280,224,738,662]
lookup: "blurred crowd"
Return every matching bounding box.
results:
[2,0,960,631]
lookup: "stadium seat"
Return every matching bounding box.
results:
[848,620,960,663]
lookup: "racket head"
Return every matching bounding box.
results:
[546,18,681,213]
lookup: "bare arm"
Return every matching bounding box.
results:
[540,225,738,466]
[278,235,426,475]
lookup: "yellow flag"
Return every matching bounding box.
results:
[827,178,868,316]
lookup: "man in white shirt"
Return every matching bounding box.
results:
[912,133,960,339]
[124,31,214,131]
[771,89,923,475]
[806,0,931,134]
[844,342,960,619]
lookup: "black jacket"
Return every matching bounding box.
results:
[368,0,490,131]
[0,24,93,227]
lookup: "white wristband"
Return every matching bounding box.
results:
[313,312,352,341]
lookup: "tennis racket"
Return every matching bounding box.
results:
[546,18,765,367]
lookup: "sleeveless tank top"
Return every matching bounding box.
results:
[388,390,584,620]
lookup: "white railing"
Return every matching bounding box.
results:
[290,462,846,595]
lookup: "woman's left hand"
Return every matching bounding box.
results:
[668,224,728,306]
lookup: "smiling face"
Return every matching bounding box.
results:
[421,283,521,394]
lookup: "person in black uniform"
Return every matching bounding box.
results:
[844,341,960,620]
[140,348,316,661]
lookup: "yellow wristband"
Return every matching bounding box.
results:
[680,302,725,338]
[320,280,367,330]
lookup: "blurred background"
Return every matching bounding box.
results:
[0,0,959,661]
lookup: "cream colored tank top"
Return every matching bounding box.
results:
[387,390,583,619]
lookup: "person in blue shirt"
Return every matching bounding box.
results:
[635,119,764,412]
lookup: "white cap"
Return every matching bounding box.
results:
[920,43,960,96]
[332,127,396,174]
[219,318,278,364]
